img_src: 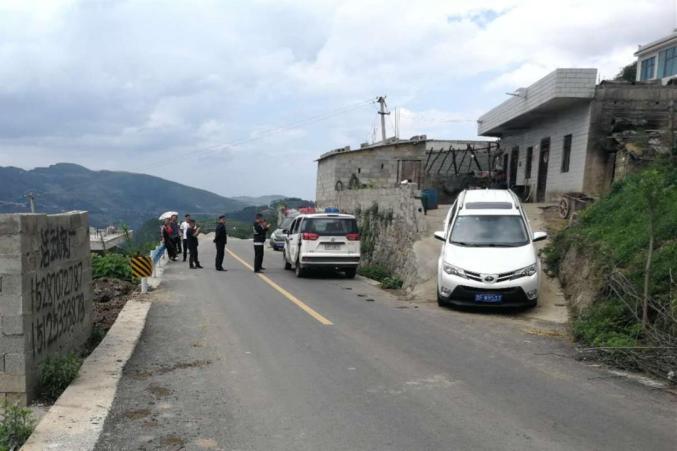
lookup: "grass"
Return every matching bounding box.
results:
[544,159,677,348]
[38,353,83,403]
[91,252,134,282]
[0,401,35,451]
[358,265,404,289]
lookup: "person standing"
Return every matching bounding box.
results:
[180,214,191,262]
[252,213,269,273]
[162,218,177,261]
[170,214,182,255]
[188,219,203,269]
[214,215,228,271]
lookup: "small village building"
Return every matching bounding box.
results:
[315,137,494,208]
[635,30,677,83]
[478,68,677,202]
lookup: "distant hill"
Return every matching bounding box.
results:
[0,163,247,228]
[232,195,286,206]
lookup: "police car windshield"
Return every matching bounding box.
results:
[301,218,358,236]
[450,215,528,247]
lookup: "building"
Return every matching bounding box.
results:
[315,137,495,208]
[635,30,677,83]
[478,68,677,202]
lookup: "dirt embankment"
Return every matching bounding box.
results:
[92,277,137,331]
[557,245,607,317]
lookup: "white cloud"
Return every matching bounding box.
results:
[0,0,673,198]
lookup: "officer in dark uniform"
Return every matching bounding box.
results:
[188,219,203,269]
[214,215,227,271]
[252,213,269,273]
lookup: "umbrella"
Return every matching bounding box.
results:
[158,211,179,220]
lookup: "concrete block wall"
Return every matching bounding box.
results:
[500,102,593,200]
[318,186,426,288]
[479,68,597,135]
[0,212,92,404]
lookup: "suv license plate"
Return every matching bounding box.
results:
[475,294,502,303]
[324,244,341,250]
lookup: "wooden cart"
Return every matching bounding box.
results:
[559,192,595,219]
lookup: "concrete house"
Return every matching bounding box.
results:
[635,30,677,83]
[478,68,677,202]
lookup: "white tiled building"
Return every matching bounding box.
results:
[635,30,677,83]
[478,69,599,202]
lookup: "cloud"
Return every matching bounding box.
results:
[0,0,673,199]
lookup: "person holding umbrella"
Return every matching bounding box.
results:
[161,217,178,261]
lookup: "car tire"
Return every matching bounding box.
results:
[295,259,305,278]
[437,284,447,307]
[283,251,292,270]
[344,268,356,279]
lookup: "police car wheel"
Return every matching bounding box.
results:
[295,259,305,278]
[283,251,292,270]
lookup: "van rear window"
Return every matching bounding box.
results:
[465,202,513,209]
[301,218,358,235]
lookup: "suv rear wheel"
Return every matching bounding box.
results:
[295,258,305,278]
[344,268,356,279]
[283,250,292,270]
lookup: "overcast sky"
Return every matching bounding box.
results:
[0,0,674,199]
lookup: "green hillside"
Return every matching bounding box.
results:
[0,163,247,228]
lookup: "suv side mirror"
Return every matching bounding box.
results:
[533,231,548,242]
[434,231,446,242]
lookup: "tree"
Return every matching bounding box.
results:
[637,169,662,329]
[614,62,637,82]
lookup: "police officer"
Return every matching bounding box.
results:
[252,213,269,273]
[214,215,227,271]
[188,219,203,269]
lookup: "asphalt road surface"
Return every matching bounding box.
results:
[96,238,677,451]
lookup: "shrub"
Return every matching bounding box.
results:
[91,253,133,282]
[381,276,404,290]
[357,265,390,282]
[0,401,35,451]
[39,353,83,402]
[572,298,641,348]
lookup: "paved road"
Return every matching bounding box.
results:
[96,238,676,451]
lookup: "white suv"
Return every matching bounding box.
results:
[434,190,547,308]
[282,213,361,278]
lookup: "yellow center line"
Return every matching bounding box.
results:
[226,248,334,326]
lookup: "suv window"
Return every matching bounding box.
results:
[300,217,358,235]
[291,218,300,233]
[450,215,528,247]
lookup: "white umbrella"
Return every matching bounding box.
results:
[158,211,179,220]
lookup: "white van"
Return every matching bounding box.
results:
[434,190,547,308]
[282,213,360,278]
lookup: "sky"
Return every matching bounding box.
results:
[0,0,675,200]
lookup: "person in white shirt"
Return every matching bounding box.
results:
[180,214,191,262]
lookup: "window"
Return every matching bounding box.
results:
[640,56,656,81]
[300,217,358,235]
[561,134,572,173]
[525,146,533,179]
[658,46,677,78]
[449,215,528,247]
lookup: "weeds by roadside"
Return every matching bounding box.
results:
[38,353,83,403]
[0,401,35,451]
[358,265,404,289]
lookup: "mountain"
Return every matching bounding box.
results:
[232,195,286,206]
[0,163,247,229]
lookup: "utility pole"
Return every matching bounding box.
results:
[376,96,390,143]
[26,193,36,213]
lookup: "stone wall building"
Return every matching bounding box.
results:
[316,137,495,208]
[478,68,677,202]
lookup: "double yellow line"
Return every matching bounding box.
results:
[226,249,333,326]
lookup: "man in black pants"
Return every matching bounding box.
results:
[214,215,227,271]
[252,213,269,273]
[188,219,203,269]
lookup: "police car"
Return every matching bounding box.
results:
[282,212,360,278]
